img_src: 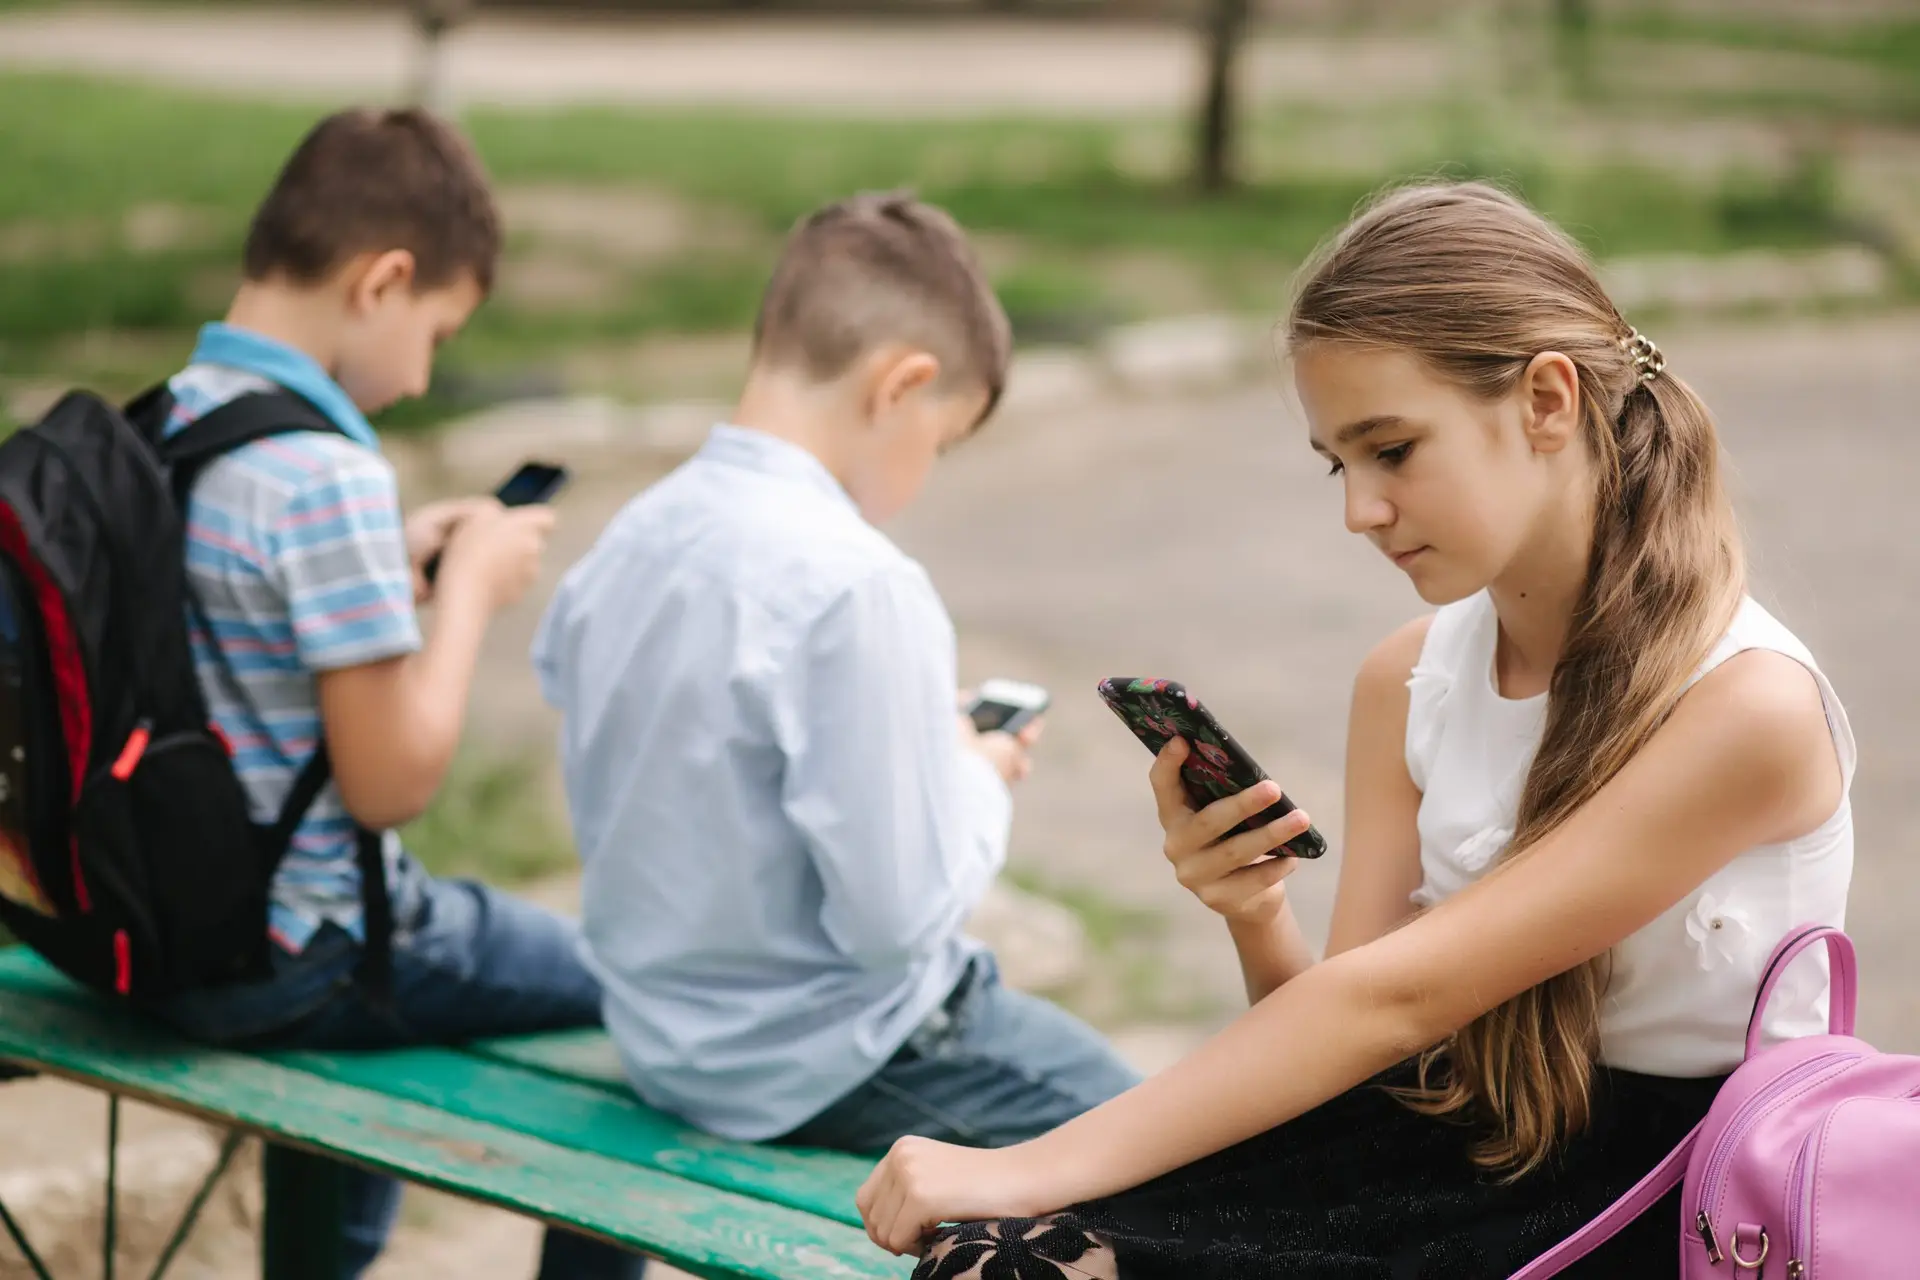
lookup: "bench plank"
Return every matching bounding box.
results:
[0,983,907,1280]
[473,1027,629,1090]
[0,951,875,1228]
[274,1047,872,1226]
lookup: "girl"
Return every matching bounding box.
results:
[854,182,1854,1278]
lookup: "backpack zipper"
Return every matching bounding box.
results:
[109,719,153,781]
[1784,1123,1815,1279]
[1696,1053,1854,1254]
[26,412,164,925]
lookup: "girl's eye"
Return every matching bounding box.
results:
[1325,459,1344,477]
[1377,442,1413,467]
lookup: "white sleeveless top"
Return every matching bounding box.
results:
[1404,592,1855,1077]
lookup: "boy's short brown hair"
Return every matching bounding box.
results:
[243,107,501,293]
[752,192,1011,419]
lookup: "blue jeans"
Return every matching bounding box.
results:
[777,954,1139,1153]
[153,873,646,1280]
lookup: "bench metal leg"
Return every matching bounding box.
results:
[261,1145,346,1280]
[104,1095,118,1280]
[145,1130,243,1280]
[0,1090,244,1280]
[0,1192,54,1280]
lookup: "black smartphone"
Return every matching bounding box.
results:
[422,460,572,586]
[1096,676,1327,858]
[966,679,1051,735]
[493,461,570,508]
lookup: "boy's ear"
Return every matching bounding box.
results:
[863,346,941,422]
[344,249,418,313]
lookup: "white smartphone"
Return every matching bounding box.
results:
[967,678,1051,735]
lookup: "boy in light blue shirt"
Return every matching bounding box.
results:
[536,194,1136,1155]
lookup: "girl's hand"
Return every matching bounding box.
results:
[856,1137,1055,1256]
[1151,737,1311,927]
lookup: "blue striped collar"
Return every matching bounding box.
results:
[186,323,380,451]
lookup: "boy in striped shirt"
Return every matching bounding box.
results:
[148,108,643,1280]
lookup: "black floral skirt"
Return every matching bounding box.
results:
[913,1060,1722,1280]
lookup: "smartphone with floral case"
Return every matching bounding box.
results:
[1096,677,1327,858]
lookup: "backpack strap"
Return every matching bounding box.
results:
[1514,924,1859,1277]
[156,388,340,512]
[1745,924,1857,1059]
[1506,1125,1700,1279]
[151,388,396,1009]
[269,744,395,1011]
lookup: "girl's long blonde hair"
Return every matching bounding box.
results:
[1288,182,1745,1178]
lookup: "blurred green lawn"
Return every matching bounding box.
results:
[0,67,1870,429]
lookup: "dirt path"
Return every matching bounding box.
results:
[0,6,1449,114]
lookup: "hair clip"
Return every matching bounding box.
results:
[1621,328,1665,384]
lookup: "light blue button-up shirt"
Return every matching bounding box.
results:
[533,425,1012,1139]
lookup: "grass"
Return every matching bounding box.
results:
[1595,9,1920,126]
[399,750,576,885]
[1606,9,1920,80]
[0,69,1869,425]
[1006,866,1230,1027]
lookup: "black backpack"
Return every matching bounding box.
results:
[0,386,392,1003]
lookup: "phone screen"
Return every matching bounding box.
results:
[495,462,569,507]
[969,680,1049,734]
[969,699,1022,733]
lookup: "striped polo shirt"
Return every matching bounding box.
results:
[164,323,425,953]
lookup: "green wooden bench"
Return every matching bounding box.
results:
[0,947,908,1280]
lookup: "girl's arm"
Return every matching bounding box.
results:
[1323,615,1429,958]
[1213,615,1430,1002]
[859,649,1842,1251]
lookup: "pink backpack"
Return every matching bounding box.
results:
[1514,924,1920,1279]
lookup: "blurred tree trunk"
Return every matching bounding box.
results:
[1196,0,1251,193]
[407,0,474,114]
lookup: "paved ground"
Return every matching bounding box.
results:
[886,310,1920,1047]
[450,310,1920,1045]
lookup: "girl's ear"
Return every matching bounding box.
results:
[1519,352,1581,456]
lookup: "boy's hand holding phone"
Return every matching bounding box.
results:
[1150,737,1310,927]
[406,497,494,603]
[960,714,1045,786]
[418,460,570,609]
[958,679,1050,786]
[436,502,556,614]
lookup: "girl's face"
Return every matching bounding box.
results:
[1295,342,1589,605]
